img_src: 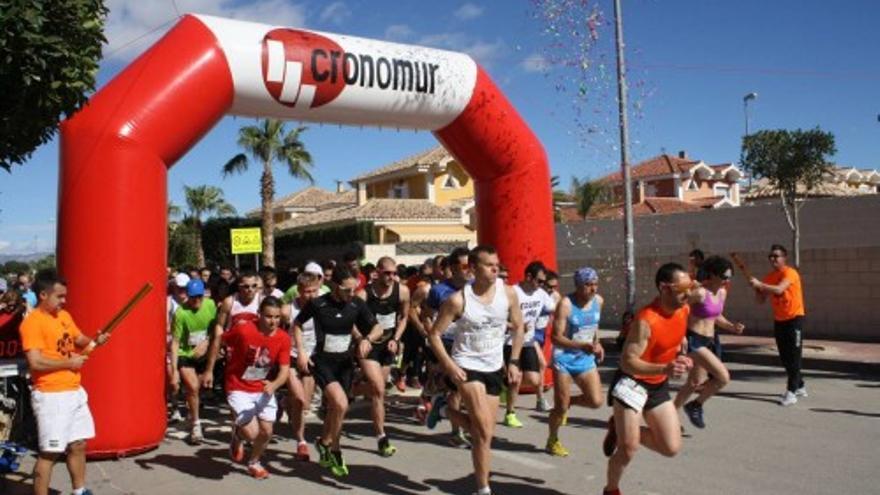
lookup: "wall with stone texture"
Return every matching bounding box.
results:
[554,195,880,341]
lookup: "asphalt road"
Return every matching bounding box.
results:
[4,362,879,495]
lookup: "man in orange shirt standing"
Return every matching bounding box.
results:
[750,244,807,406]
[20,269,109,495]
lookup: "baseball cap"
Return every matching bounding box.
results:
[186,279,205,297]
[174,273,190,288]
[304,262,323,277]
[574,267,599,286]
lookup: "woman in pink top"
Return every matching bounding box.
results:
[674,256,745,429]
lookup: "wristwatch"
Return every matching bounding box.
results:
[508,358,520,367]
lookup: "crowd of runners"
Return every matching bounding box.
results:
[13,242,806,495]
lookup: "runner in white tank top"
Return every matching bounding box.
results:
[215,271,264,334]
[502,261,556,429]
[452,279,509,372]
[283,271,321,461]
[428,245,525,495]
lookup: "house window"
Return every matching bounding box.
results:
[687,179,699,191]
[390,180,408,198]
[713,183,731,199]
[442,173,460,189]
[645,182,658,196]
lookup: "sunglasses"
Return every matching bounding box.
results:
[239,284,258,289]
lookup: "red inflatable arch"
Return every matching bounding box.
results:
[59,14,555,456]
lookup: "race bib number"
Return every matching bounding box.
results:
[188,332,208,347]
[323,334,352,354]
[376,312,397,331]
[242,365,270,381]
[611,376,648,412]
[467,326,505,353]
[573,326,596,343]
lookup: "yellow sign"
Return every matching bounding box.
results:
[230,227,262,254]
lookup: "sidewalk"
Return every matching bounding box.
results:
[598,330,880,376]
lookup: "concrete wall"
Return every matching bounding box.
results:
[555,195,880,341]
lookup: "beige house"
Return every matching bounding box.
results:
[744,165,880,202]
[267,146,476,262]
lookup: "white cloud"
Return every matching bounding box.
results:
[103,0,307,61]
[520,53,550,72]
[418,32,506,67]
[454,3,484,20]
[0,241,11,253]
[318,1,352,26]
[384,24,413,41]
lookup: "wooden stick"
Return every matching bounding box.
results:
[81,283,152,356]
[729,252,754,282]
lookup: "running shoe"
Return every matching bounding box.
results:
[536,396,551,412]
[315,437,332,468]
[427,395,446,429]
[294,441,310,462]
[779,391,798,406]
[545,437,569,457]
[169,408,184,423]
[189,421,203,445]
[395,376,407,393]
[448,429,472,449]
[602,489,622,495]
[795,386,808,398]
[378,436,397,457]
[602,416,617,457]
[247,462,270,480]
[229,427,244,463]
[503,412,524,428]
[684,400,706,429]
[330,450,349,477]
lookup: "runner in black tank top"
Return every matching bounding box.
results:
[356,256,411,458]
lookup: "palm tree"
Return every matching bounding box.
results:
[183,185,236,267]
[223,119,314,266]
[571,177,607,219]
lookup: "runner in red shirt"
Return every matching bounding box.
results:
[222,296,291,479]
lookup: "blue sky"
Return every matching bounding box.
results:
[1,0,878,255]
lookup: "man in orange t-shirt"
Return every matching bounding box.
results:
[750,244,806,406]
[20,270,109,495]
[601,263,694,495]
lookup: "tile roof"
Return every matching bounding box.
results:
[351,146,451,182]
[598,154,700,183]
[586,197,706,220]
[247,186,355,216]
[276,198,461,232]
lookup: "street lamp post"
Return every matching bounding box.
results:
[743,92,758,188]
[743,92,758,136]
[613,0,636,314]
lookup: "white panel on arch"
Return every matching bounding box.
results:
[195,14,478,131]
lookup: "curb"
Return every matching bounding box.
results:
[721,349,880,377]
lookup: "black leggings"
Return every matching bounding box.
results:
[774,316,805,392]
[401,325,425,381]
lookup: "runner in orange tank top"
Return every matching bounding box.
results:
[601,263,694,495]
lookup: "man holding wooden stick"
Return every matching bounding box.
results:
[20,269,110,495]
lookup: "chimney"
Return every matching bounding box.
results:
[678,150,687,159]
[335,180,346,193]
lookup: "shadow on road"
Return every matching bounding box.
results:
[808,407,880,419]
[425,472,568,495]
